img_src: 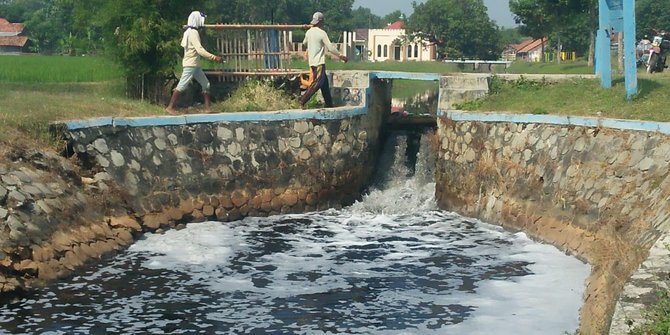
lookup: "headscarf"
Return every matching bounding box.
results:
[181,11,206,48]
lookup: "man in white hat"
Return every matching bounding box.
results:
[299,11,348,109]
[166,11,222,115]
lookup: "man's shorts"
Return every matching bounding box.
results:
[175,66,210,93]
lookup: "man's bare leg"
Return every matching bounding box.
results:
[203,92,213,113]
[166,90,181,115]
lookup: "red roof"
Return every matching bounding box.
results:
[510,39,534,52]
[0,18,24,34]
[385,21,405,29]
[0,36,28,47]
[517,38,547,53]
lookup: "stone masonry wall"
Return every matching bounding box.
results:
[0,147,139,294]
[435,116,670,334]
[67,116,381,222]
[0,72,390,295]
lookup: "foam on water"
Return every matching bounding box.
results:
[0,133,590,335]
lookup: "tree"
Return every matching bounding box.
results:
[0,0,45,22]
[636,0,670,39]
[203,0,354,39]
[500,27,527,46]
[97,0,201,101]
[408,0,502,60]
[309,0,355,39]
[1,0,104,54]
[381,10,403,26]
[350,6,382,29]
[509,0,592,63]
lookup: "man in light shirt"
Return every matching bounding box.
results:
[166,11,222,115]
[299,12,348,109]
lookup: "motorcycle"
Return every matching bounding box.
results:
[646,32,670,73]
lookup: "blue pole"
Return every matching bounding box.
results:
[623,0,638,99]
[596,0,612,88]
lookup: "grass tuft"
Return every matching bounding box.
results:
[218,80,299,112]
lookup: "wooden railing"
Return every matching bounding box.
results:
[204,24,306,80]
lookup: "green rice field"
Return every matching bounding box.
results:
[0,55,123,83]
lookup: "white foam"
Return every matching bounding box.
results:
[0,134,590,334]
[118,210,589,334]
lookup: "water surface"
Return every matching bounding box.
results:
[0,135,589,335]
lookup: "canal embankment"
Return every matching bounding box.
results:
[435,110,670,334]
[0,71,668,334]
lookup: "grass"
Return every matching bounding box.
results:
[502,59,593,74]
[288,57,594,75]
[0,82,163,145]
[0,55,164,145]
[3,55,670,147]
[630,290,670,335]
[457,71,670,122]
[0,55,122,83]
[288,58,463,74]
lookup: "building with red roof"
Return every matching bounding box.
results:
[503,37,547,62]
[0,18,29,54]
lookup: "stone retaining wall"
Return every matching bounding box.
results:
[68,114,383,221]
[0,71,390,295]
[0,147,138,293]
[435,112,670,334]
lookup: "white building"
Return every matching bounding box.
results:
[341,21,436,62]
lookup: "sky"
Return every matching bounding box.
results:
[352,0,517,28]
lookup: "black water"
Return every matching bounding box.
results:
[0,135,588,335]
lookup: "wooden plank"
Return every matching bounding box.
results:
[204,24,305,30]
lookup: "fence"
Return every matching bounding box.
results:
[542,51,578,62]
[203,24,305,81]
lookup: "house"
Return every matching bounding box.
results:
[505,38,547,62]
[502,39,534,61]
[341,21,436,62]
[0,18,29,54]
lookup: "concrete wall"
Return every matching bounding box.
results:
[435,111,670,334]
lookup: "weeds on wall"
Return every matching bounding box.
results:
[630,289,670,335]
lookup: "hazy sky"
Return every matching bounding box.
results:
[352,0,517,28]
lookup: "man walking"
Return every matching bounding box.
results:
[166,11,222,115]
[299,12,348,109]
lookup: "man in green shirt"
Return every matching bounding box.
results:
[299,12,348,109]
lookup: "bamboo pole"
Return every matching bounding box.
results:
[205,24,305,30]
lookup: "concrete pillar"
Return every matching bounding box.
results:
[623,0,638,99]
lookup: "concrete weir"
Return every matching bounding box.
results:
[0,71,666,334]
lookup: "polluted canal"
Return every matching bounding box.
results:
[0,133,590,335]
